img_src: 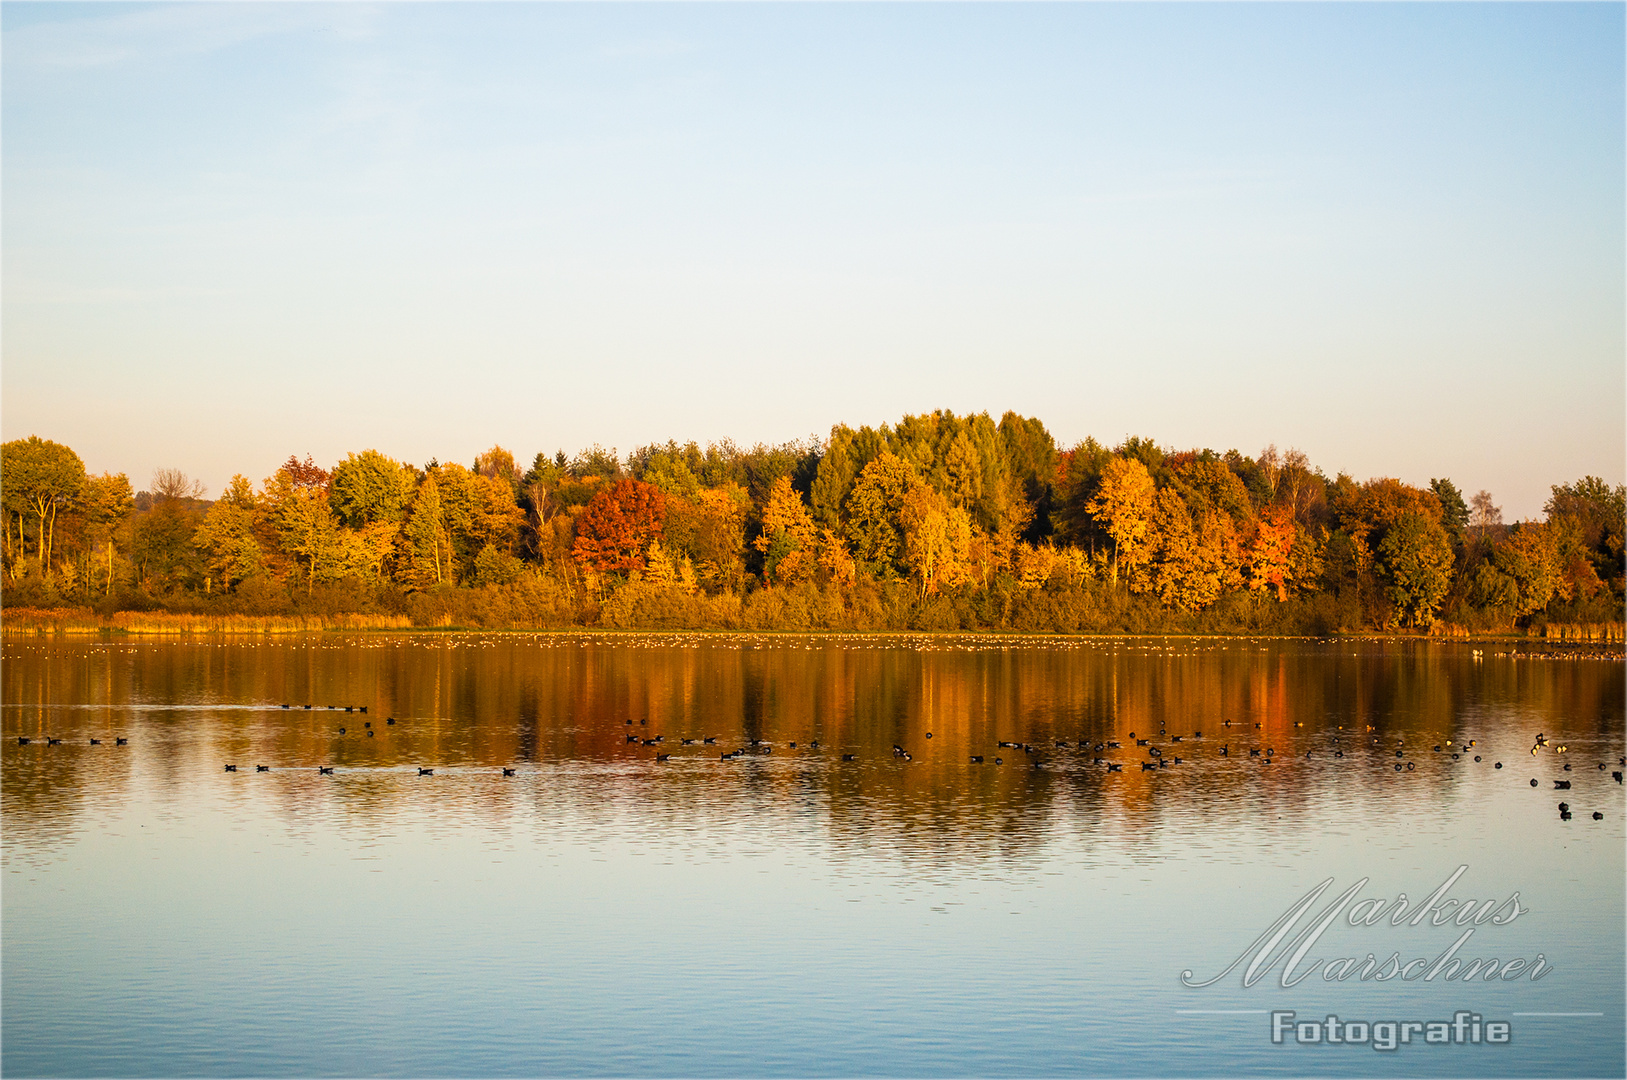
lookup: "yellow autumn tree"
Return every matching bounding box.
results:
[900,484,973,596]
[1086,457,1156,587]
[754,476,819,586]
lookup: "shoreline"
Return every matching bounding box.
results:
[1,607,1621,656]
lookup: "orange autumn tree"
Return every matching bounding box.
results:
[573,478,666,575]
[1248,505,1298,600]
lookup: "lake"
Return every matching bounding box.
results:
[3,633,1623,1077]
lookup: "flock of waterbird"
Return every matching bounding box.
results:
[13,701,1622,822]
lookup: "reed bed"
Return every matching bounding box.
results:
[1,607,411,635]
[1535,621,1624,643]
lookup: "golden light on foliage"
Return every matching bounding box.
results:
[2,418,1621,635]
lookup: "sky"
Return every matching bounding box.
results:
[2,2,1622,520]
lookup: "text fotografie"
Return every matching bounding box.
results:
[1271,1010,1511,1051]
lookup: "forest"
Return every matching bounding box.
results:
[2,411,1622,635]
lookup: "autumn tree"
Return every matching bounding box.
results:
[900,483,973,597]
[131,469,204,594]
[573,478,667,575]
[1085,457,1156,587]
[754,476,819,586]
[79,472,135,596]
[193,476,268,592]
[474,445,521,492]
[401,472,452,587]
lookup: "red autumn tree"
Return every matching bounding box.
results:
[572,478,666,574]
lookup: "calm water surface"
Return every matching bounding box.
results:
[3,634,1623,1078]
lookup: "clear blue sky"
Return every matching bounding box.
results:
[3,2,1621,519]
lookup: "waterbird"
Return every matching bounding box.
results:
[359,706,367,714]
[843,754,857,762]
[995,757,1004,765]
[303,705,311,710]
[319,766,334,774]
[1171,736,1183,743]
[16,737,28,745]
[367,731,374,738]
[256,765,270,772]
[1106,763,1122,772]
[116,737,127,745]
[656,753,671,762]
[345,706,353,713]
[339,728,346,735]
[47,738,62,745]
[280,704,290,709]
[1614,772,1623,783]
[627,735,640,744]
[418,768,433,776]
[682,738,697,745]
[502,768,516,776]
[1495,762,1503,769]
[225,764,237,772]
[90,738,101,745]
[1193,731,1202,738]
[925,732,933,739]
[386,718,395,725]
[703,737,717,745]
[1141,762,1157,771]
[1593,812,1604,820]
[1249,748,1260,757]
[970,756,984,763]
[1560,810,1573,821]
[1220,746,1229,757]
[1554,780,1571,789]
[1558,802,1569,812]
[788,742,797,748]
[364,722,370,728]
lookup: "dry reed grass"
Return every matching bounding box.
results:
[1,607,411,635]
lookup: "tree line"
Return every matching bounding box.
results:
[3,412,1622,634]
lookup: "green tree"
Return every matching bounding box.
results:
[2,436,87,573]
[330,450,416,529]
[193,475,267,592]
[844,453,922,575]
[1430,478,1469,552]
[1377,512,1454,627]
